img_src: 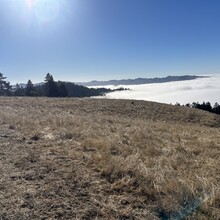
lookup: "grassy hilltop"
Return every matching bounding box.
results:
[0,97,220,219]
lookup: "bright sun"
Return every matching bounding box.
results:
[26,0,60,22]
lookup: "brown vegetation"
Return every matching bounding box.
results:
[0,97,220,219]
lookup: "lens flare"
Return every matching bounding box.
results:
[27,0,35,9]
[26,0,60,22]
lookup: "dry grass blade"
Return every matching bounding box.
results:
[0,97,219,219]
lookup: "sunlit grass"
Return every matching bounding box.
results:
[0,97,219,219]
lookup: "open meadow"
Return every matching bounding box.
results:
[0,97,220,219]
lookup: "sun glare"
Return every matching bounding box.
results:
[26,0,60,22]
[26,0,35,9]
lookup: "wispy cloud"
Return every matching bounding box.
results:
[91,75,220,105]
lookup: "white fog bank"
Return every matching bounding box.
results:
[90,75,220,105]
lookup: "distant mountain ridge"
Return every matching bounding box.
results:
[76,75,207,86]
[14,75,207,88]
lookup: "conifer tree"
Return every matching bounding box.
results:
[14,84,25,96]
[0,72,12,96]
[25,80,35,96]
[58,82,68,97]
[44,73,58,97]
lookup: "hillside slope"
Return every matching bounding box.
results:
[0,97,220,219]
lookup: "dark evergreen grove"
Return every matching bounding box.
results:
[0,72,125,98]
[190,101,220,115]
[175,101,220,115]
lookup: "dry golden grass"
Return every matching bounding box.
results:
[0,97,220,219]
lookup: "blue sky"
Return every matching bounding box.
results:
[0,0,220,84]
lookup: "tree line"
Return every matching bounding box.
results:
[0,72,125,98]
[14,74,69,97]
[175,101,220,115]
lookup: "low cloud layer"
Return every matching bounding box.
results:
[91,75,220,105]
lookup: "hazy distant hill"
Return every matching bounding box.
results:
[15,75,206,88]
[76,75,206,86]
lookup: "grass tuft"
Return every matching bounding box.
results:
[0,97,219,219]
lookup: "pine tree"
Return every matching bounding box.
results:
[14,84,25,96]
[213,102,220,114]
[58,82,68,97]
[0,73,12,96]
[44,73,58,97]
[25,80,35,96]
